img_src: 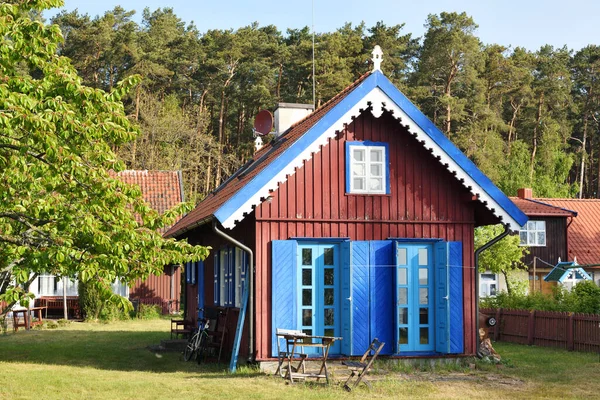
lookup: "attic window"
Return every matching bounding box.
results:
[519,220,546,247]
[346,141,390,194]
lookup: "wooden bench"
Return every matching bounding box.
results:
[36,297,81,319]
[171,319,193,339]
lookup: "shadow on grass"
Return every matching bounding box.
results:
[0,329,261,377]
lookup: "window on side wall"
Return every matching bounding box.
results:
[519,220,546,247]
[346,142,389,195]
[480,273,498,297]
[214,247,247,308]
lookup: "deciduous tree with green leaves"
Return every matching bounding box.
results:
[0,0,209,315]
[475,224,529,295]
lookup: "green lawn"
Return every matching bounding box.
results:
[0,319,598,399]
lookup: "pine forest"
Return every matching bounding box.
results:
[50,7,600,203]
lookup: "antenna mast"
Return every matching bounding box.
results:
[312,0,316,108]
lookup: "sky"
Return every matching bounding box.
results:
[44,0,599,51]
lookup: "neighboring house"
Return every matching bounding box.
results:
[30,170,185,315]
[166,49,526,364]
[508,188,577,294]
[511,189,600,290]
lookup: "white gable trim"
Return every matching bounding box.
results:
[220,87,521,230]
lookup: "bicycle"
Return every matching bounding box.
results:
[183,318,210,362]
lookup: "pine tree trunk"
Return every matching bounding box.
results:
[529,93,544,182]
[508,99,522,152]
[579,91,592,198]
[131,85,141,166]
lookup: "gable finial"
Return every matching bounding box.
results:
[372,45,383,72]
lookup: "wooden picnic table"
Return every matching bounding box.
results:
[281,333,342,384]
[12,307,46,331]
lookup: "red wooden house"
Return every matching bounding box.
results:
[512,188,600,289]
[33,170,185,315]
[165,52,527,366]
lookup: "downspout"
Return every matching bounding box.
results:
[566,216,574,261]
[212,220,254,366]
[474,223,510,358]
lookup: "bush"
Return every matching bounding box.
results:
[481,280,600,314]
[78,280,103,321]
[78,280,130,322]
[136,304,162,320]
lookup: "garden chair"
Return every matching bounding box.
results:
[342,338,385,391]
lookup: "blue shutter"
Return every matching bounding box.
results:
[340,240,352,355]
[197,261,205,320]
[435,242,450,353]
[213,252,219,305]
[271,240,298,357]
[369,240,394,355]
[185,262,191,284]
[448,241,464,354]
[435,241,464,354]
[351,241,370,355]
[191,260,196,285]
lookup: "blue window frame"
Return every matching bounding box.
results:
[395,243,434,352]
[345,141,390,194]
[185,262,196,285]
[296,243,341,355]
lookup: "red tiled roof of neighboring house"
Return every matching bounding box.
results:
[509,197,577,217]
[110,170,184,234]
[537,198,600,265]
[165,71,373,238]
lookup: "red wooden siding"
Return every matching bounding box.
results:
[129,265,181,313]
[182,217,254,359]
[253,111,478,360]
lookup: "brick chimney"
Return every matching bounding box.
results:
[517,188,533,199]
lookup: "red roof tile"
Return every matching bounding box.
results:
[509,197,576,217]
[537,199,600,265]
[165,71,373,238]
[110,170,184,234]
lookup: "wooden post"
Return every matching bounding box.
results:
[567,312,575,351]
[533,257,537,293]
[494,308,502,341]
[528,310,536,345]
[62,276,68,320]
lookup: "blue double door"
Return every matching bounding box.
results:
[297,243,341,354]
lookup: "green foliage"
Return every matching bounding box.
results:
[475,224,528,294]
[481,280,600,314]
[48,6,600,202]
[0,0,209,312]
[135,303,162,320]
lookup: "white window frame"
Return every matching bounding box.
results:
[219,249,227,306]
[347,143,388,194]
[480,273,498,297]
[519,220,546,247]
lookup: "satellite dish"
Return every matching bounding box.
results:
[253,110,273,136]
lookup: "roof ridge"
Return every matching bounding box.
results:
[539,197,600,202]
